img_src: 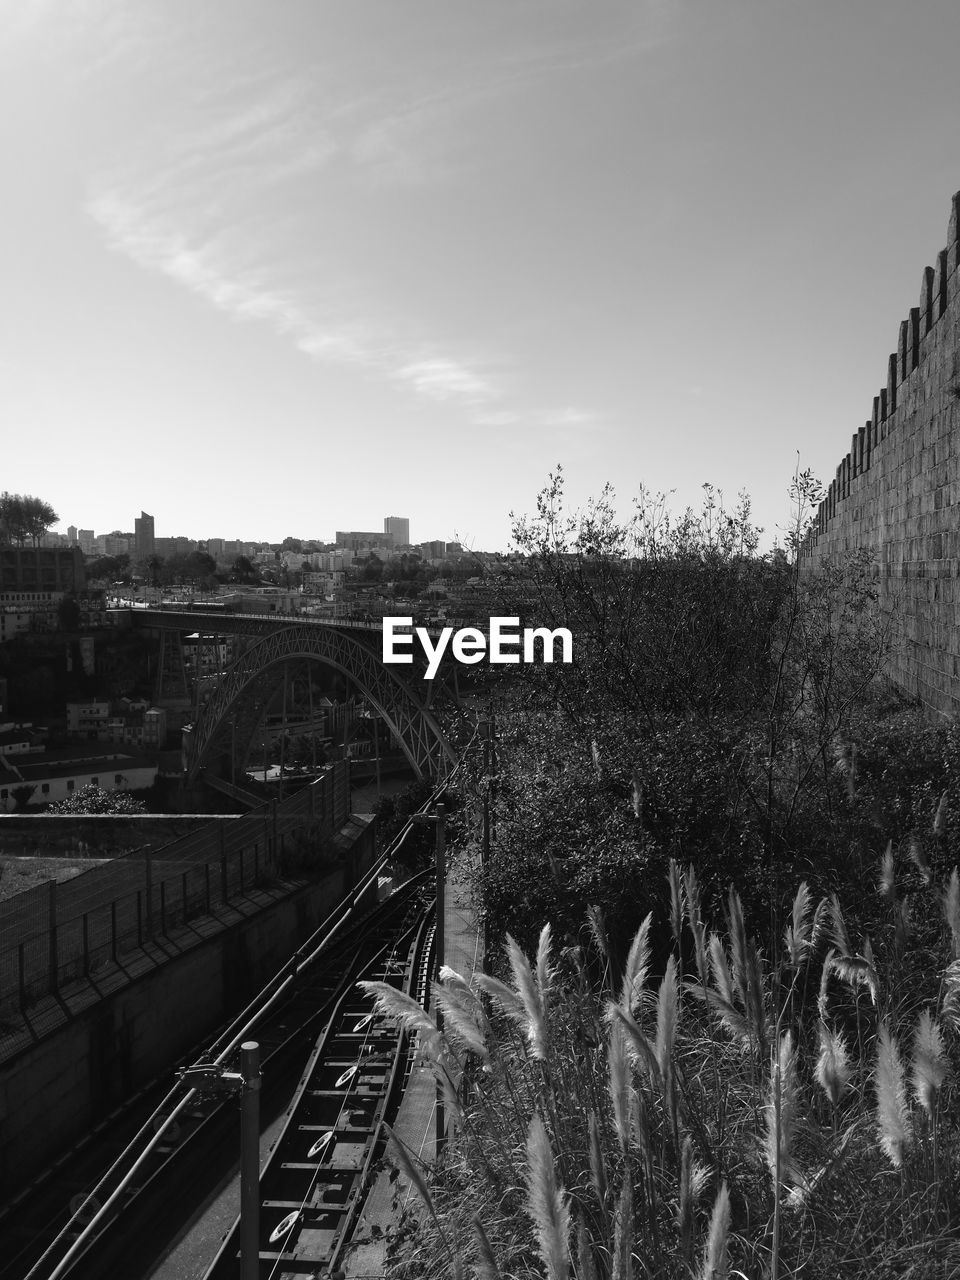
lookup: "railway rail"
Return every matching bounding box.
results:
[204,902,435,1278]
[0,806,441,1280]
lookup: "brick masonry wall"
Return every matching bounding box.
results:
[801,189,960,719]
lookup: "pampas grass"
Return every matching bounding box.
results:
[385,861,960,1280]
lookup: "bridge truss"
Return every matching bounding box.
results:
[182,623,457,783]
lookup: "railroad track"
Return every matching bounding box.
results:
[203,903,435,1278]
[2,872,433,1280]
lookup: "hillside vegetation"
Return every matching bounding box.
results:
[374,474,960,1279]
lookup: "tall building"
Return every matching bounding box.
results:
[135,511,155,561]
[384,516,410,546]
[67,525,78,545]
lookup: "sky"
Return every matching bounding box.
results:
[2,1,959,552]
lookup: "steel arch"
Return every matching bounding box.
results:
[183,624,455,782]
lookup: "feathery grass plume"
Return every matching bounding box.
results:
[783,880,813,966]
[810,894,833,951]
[591,738,601,780]
[607,1019,634,1150]
[610,1004,661,1082]
[817,948,836,1022]
[943,869,960,958]
[668,858,683,953]
[879,841,896,898]
[525,1113,571,1280]
[829,952,880,1007]
[506,933,550,1060]
[587,1109,608,1207]
[472,1214,503,1280]
[612,1176,634,1280]
[725,886,749,993]
[763,1030,800,1189]
[475,972,527,1023]
[684,864,709,984]
[814,1021,853,1108]
[827,893,852,958]
[698,1181,731,1280]
[677,1135,710,1263]
[942,959,960,1031]
[875,1020,911,1168]
[536,922,556,1007]
[911,1009,948,1118]
[743,939,769,1052]
[431,983,489,1061]
[933,789,949,839]
[631,769,643,820]
[706,933,751,1040]
[655,955,680,1087]
[357,980,441,1057]
[908,838,932,886]
[617,911,653,1017]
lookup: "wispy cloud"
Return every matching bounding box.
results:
[83,36,599,432]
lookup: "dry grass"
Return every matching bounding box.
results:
[370,846,960,1280]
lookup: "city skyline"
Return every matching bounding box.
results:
[3,3,960,550]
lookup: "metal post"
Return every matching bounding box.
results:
[240,1041,261,1280]
[111,900,118,963]
[145,850,154,942]
[82,913,89,974]
[435,804,446,1153]
[18,942,27,1011]
[48,880,58,994]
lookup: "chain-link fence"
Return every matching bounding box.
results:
[0,763,351,1018]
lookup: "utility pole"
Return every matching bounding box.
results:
[412,802,447,1154]
[178,1041,261,1280]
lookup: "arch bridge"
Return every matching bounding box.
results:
[129,610,461,783]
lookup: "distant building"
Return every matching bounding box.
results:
[78,529,95,554]
[336,531,390,553]
[0,746,158,811]
[0,546,85,594]
[135,511,155,561]
[384,516,410,547]
[420,540,446,560]
[67,525,78,544]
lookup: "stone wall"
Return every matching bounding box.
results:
[801,189,960,719]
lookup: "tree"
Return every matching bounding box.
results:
[47,784,147,814]
[86,554,131,584]
[11,784,37,812]
[475,467,896,945]
[0,492,59,546]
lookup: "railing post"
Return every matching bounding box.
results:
[48,880,58,995]
[111,900,118,962]
[182,871,189,924]
[18,942,27,1011]
[160,880,166,934]
[220,827,228,902]
[145,849,154,942]
[205,862,211,914]
[82,912,90,974]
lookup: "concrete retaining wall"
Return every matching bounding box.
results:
[0,817,376,1197]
